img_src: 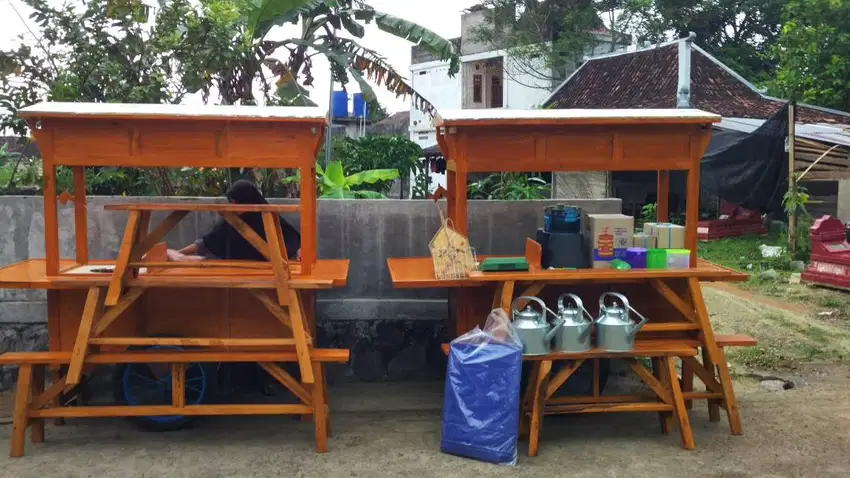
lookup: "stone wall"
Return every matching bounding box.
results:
[0,197,621,389]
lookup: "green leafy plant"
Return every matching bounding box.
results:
[326,136,421,197]
[467,173,550,200]
[284,161,399,198]
[640,202,657,224]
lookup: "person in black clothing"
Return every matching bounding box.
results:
[170,179,301,261]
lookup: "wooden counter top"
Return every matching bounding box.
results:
[0,259,349,289]
[387,257,747,288]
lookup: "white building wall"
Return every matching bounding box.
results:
[503,54,554,109]
[409,62,461,149]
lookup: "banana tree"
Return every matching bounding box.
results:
[283,161,399,198]
[245,0,459,113]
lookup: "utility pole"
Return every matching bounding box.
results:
[324,78,334,167]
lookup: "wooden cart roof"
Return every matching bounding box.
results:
[434,108,721,126]
[18,102,328,123]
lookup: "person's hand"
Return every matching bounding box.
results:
[296,248,302,260]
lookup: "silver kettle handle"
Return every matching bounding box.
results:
[598,292,647,327]
[557,293,593,322]
[511,296,557,322]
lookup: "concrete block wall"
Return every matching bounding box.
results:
[0,197,621,388]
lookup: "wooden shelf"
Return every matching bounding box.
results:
[103,203,300,212]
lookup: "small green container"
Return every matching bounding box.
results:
[646,249,667,269]
[666,249,691,269]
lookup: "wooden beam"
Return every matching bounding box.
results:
[105,211,141,306]
[88,337,297,347]
[259,362,312,406]
[656,170,670,222]
[171,363,185,408]
[93,288,145,336]
[30,404,312,418]
[651,279,697,323]
[130,210,188,259]
[263,212,290,305]
[249,290,293,332]
[222,212,271,260]
[627,359,672,404]
[10,365,33,457]
[72,167,88,264]
[66,287,103,385]
[544,359,584,400]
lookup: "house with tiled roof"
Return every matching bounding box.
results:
[543,35,850,220]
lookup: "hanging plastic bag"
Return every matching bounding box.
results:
[440,308,523,465]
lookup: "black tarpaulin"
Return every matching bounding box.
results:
[701,103,791,214]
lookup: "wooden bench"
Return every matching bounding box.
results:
[0,348,349,457]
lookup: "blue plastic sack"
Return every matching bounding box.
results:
[440,309,523,465]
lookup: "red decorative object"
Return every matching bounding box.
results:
[697,202,767,241]
[802,215,850,290]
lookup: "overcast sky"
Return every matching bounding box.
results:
[0,0,481,113]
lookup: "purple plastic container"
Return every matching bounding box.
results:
[625,247,647,269]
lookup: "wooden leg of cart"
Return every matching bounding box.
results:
[688,278,742,434]
[30,365,45,444]
[10,364,33,458]
[528,360,552,458]
[519,361,540,438]
[651,358,672,435]
[701,347,721,422]
[682,357,694,410]
[311,362,328,453]
[663,356,696,450]
[66,287,104,386]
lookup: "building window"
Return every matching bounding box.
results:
[490,76,503,108]
[473,75,482,103]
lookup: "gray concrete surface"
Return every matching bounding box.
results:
[1,367,849,478]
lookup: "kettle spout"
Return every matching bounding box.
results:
[545,318,564,342]
[627,315,648,337]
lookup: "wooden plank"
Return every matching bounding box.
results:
[680,356,722,393]
[288,289,315,384]
[10,365,33,457]
[263,212,290,305]
[311,362,329,453]
[0,349,350,364]
[544,359,584,400]
[49,274,334,290]
[490,282,504,310]
[546,402,672,414]
[128,261,272,269]
[131,211,188,259]
[43,161,60,275]
[651,279,697,323]
[657,170,670,222]
[682,356,694,410]
[66,287,103,385]
[652,357,672,434]
[683,391,724,401]
[499,280,515,312]
[30,377,73,411]
[72,166,88,264]
[689,278,741,434]
[665,356,696,450]
[519,361,540,438]
[528,359,552,458]
[171,363,186,408]
[249,290,293,332]
[525,238,542,270]
[548,394,653,405]
[30,365,45,444]
[641,323,700,332]
[105,211,141,306]
[31,404,312,418]
[88,337,297,347]
[259,362,312,406]
[299,160,317,275]
[685,164,700,267]
[628,359,671,404]
[104,203,301,212]
[93,288,145,336]
[222,212,271,260]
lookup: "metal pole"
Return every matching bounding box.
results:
[324,78,333,167]
[788,102,797,253]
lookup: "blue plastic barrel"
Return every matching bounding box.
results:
[331,91,348,118]
[352,93,366,118]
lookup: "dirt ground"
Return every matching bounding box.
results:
[0,282,849,477]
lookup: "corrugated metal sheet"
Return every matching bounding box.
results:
[719,117,850,147]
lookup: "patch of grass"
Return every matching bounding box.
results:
[764,312,796,329]
[727,346,791,369]
[818,297,844,308]
[801,325,832,344]
[698,233,791,273]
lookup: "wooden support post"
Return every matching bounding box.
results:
[682,358,694,410]
[685,165,700,267]
[788,102,797,254]
[10,364,33,458]
[702,347,721,422]
[528,360,552,458]
[657,170,670,222]
[43,162,60,275]
[262,212,290,305]
[688,278,742,434]
[288,289,315,384]
[30,365,45,444]
[651,358,672,434]
[72,167,88,264]
[664,356,696,450]
[66,287,103,385]
[311,362,328,453]
[171,364,186,408]
[105,211,141,306]
[300,161,317,275]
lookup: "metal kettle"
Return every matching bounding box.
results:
[511,296,561,356]
[595,292,648,352]
[552,294,593,353]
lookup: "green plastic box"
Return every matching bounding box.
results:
[665,249,691,269]
[479,257,529,272]
[646,249,667,269]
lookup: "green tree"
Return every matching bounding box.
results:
[620,0,786,84]
[471,1,605,87]
[330,135,421,197]
[770,0,850,112]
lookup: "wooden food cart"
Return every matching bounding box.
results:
[0,102,350,457]
[388,109,754,455]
